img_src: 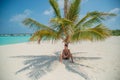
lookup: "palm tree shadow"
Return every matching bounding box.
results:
[12,54,59,80]
[11,51,101,80]
[62,52,101,80]
[64,61,90,80]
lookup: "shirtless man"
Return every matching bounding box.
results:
[59,44,74,63]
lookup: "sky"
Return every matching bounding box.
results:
[0,0,120,34]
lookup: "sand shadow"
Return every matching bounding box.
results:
[11,51,101,80]
[11,55,59,80]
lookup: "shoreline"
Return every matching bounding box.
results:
[0,36,120,46]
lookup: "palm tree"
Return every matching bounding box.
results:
[23,0,115,46]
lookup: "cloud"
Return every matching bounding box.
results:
[81,0,88,4]
[104,8,120,29]
[10,9,32,23]
[109,8,120,14]
[107,8,120,22]
[43,8,53,15]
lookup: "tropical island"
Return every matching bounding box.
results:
[0,29,120,37]
[0,33,32,37]
[111,29,120,36]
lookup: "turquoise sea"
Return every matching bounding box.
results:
[0,36,31,45]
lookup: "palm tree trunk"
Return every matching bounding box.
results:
[38,38,41,44]
[64,0,68,18]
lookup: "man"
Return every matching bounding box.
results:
[59,44,74,63]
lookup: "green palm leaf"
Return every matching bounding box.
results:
[67,0,81,22]
[49,0,61,18]
[30,29,61,43]
[82,17,101,28]
[88,11,116,18]
[50,17,73,25]
[71,24,111,43]
[23,18,52,30]
[75,11,116,28]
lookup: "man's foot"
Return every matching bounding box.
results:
[59,60,62,63]
[70,61,74,63]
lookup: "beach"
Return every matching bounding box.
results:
[0,36,120,80]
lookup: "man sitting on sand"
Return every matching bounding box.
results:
[59,44,74,63]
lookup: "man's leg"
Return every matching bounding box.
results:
[59,54,63,63]
[70,54,74,63]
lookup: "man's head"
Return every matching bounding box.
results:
[64,44,68,49]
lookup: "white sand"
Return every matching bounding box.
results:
[0,36,120,80]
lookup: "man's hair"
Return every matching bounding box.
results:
[64,44,68,47]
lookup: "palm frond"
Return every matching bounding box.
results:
[75,11,116,28]
[82,17,101,28]
[75,14,89,28]
[71,24,111,43]
[30,29,61,43]
[23,18,52,30]
[50,17,73,26]
[90,24,111,38]
[49,0,61,18]
[67,0,81,22]
[88,11,116,18]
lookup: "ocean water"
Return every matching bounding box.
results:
[0,36,31,45]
